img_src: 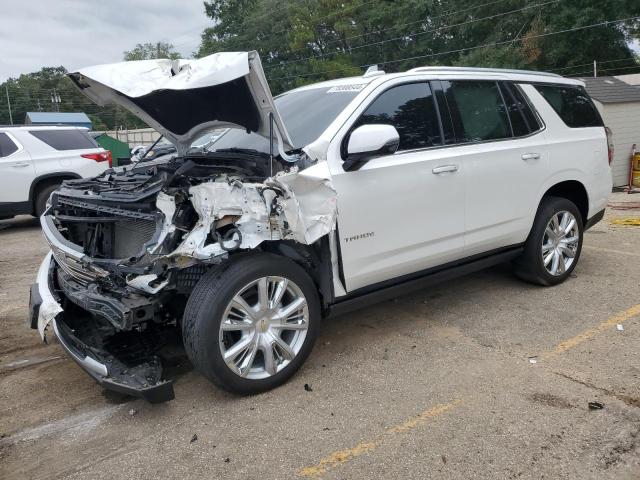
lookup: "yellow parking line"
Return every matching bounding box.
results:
[298,442,377,478]
[543,304,640,358]
[298,400,462,477]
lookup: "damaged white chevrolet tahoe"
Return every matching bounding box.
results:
[29,52,612,402]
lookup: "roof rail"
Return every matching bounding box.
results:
[0,124,89,128]
[407,66,562,78]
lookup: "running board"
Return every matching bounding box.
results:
[328,246,523,318]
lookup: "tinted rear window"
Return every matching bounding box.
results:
[500,82,542,136]
[0,132,19,157]
[30,129,98,150]
[533,84,603,128]
[443,80,512,142]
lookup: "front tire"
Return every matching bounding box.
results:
[182,254,321,395]
[514,196,583,286]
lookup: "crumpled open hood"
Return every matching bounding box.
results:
[69,51,292,154]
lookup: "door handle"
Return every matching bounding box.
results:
[432,165,458,174]
[11,162,30,168]
[521,153,541,161]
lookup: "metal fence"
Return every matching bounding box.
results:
[100,128,161,148]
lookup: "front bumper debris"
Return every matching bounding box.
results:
[29,254,175,403]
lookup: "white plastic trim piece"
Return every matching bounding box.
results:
[35,252,63,341]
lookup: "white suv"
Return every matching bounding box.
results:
[30,52,612,402]
[0,126,111,219]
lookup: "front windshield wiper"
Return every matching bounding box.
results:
[211,148,268,156]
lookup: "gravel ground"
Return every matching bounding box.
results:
[1,192,640,480]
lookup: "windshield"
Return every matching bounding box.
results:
[207,86,361,153]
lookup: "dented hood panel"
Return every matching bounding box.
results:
[69,51,292,153]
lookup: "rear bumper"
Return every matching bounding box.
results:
[30,254,175,403]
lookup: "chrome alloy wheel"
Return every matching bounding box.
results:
[219,276,309,379]
[541,210,580,276]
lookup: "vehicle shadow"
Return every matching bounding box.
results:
[0,215,40,233]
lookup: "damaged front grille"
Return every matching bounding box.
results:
[52,194,160,260]
[50,246,107,286]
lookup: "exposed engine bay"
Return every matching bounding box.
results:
[44,149,336,334]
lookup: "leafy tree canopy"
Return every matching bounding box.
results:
[198,0,640,93]
[123,41,182,61]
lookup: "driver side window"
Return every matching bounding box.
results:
[352,82,442,151]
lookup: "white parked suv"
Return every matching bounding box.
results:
[0,126,111,219]
[30,52,612,402]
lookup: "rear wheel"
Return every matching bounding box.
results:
[182,254,321,394]
[34,182,60,217]
[514,196,583,286]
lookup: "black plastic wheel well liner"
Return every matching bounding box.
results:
[542,180,589,224]
[29,172,81,208]
[258,237,334,312]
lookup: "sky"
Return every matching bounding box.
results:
[0,0,210,82]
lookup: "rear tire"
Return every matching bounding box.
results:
[34,183,60,217]
[182,253,321,395]
[514,196,583,286]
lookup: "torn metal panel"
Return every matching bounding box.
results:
[172,179,275,260]
[36,253,63,341]
[270,162,338,245]
[169,165,338,261]
[127,274,169,294]
[150,192,177,254]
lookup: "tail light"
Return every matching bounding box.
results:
[82,150,112,168]
[605,126,614,165]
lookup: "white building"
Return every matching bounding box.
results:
[579,75,640,187]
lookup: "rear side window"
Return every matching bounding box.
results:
[442,81,512,142]
[0,132,19,157]
[353,82,442,151]
[499,82,542,136]
[533,84,603,128]
[30,129,98,150]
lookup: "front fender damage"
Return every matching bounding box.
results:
[126,162,337,293]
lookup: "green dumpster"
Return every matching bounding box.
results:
[91,133,130,167]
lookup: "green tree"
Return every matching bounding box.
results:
[197,0,640,93]
[123,42,182,61]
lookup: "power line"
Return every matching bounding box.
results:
[569,63,640,77]
[266,0,557,70]
[265,0,525,68]
[549,57,637,72]
[268,15,640,81]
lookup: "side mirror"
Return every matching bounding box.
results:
[343,124,400,171]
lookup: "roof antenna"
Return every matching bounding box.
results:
[363,65,385,78]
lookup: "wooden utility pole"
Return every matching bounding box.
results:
[5,85,13,125]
